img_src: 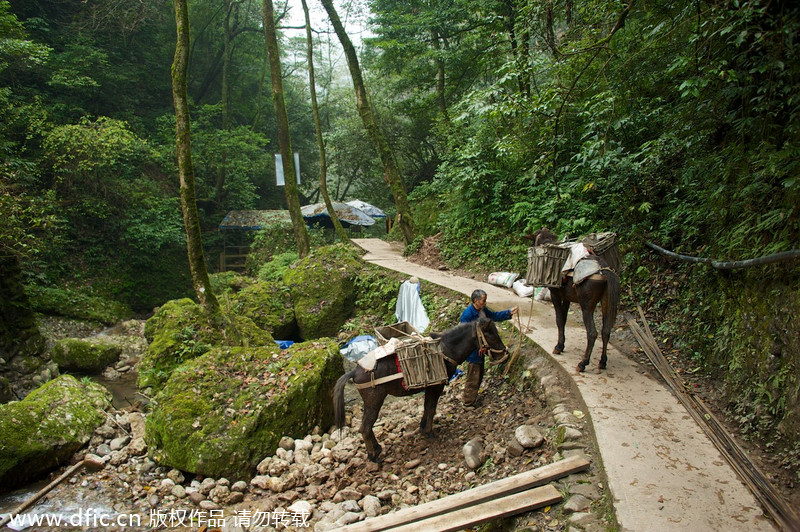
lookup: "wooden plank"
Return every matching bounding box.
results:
[391,484,562,532]
[332,455,588,532]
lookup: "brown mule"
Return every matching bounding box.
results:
[533,228,620,372]
[333,318,508,462]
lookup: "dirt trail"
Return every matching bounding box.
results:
[353,238,777,532]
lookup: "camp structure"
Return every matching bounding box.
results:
[217,210,292,272]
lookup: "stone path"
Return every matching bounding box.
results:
[352,238,777,532]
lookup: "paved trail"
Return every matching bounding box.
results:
[353,238,776,532]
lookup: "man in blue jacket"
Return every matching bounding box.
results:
[460,289,518,406]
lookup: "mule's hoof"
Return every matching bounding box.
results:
[367,453,383,464]
[599,362,607,370]
[552,347,563,355]
[576,363,586,372]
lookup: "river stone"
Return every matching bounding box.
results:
[145,340,343,479]
[110,436,130,451]
[0,375,110,491]
[361,495,382,517]
[129,413,146,440]
[463,437,484,469]
[515,425,545,448]
[50,338,122,373]
[564,494,591,513]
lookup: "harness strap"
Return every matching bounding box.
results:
[354,372,405,390]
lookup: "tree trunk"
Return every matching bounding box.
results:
[318,0,414,245]
[302,0,348,243]
[172,0,222,317]
[215,0,236,204]
[262,0,310,258]
[431,29,448,119]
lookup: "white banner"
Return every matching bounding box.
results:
[275,153,301,186]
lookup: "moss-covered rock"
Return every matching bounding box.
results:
[0,375,110,492]
[138,299,274,392]
[228,281,297,340]
[51,338,122,373]
[283,244,363,339]
[146,339,343,479]
[24,286,132,325]
[208,271,255,297]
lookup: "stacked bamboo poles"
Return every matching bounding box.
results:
[625,306,800,532]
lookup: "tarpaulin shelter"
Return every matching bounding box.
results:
[345,200,387,219]
[301,202,375,228]
[219,210,292,230]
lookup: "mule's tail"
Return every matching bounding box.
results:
[603,269,621,331]
[333,368,357,430]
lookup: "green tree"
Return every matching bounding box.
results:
[262,0,310,257]
[320,0,414,244]
[171,0,221,316]
[301,0,348,242]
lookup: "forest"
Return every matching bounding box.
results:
[1,0,798,467]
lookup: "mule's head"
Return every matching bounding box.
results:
[477,318,508,363]
[532,227,558,246]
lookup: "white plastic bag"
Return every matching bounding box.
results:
[512,279,534,297]
[534,287,551,301]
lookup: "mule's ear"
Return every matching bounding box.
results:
[478,317,493,329]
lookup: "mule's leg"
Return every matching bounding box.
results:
[359,389,388,462]
[599,297,611,370]
[420,384,446,437]
[551,291,569,354]
[576,301,599,372]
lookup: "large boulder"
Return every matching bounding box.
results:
[145,339,343,479]
[283,244,363,339]
[51,338,122,373]
[228,280,298,340]
[0,375,111,492]
[138,298,273,392]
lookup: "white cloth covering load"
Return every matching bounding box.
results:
[357,337,403,371]
[395,278,430,332]
[561,242,591,271]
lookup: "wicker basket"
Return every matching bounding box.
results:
[395,337,448,389]
[374,321,419,345]
[526,243,571,287]
[581,232,621,272]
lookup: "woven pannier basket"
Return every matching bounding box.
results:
[395,337,448,389]
[581,232,621,272]
[526,243,571,287]
[374,321,419,346]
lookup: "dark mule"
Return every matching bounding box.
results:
[333,318,508,462]
[532,228,620,372]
